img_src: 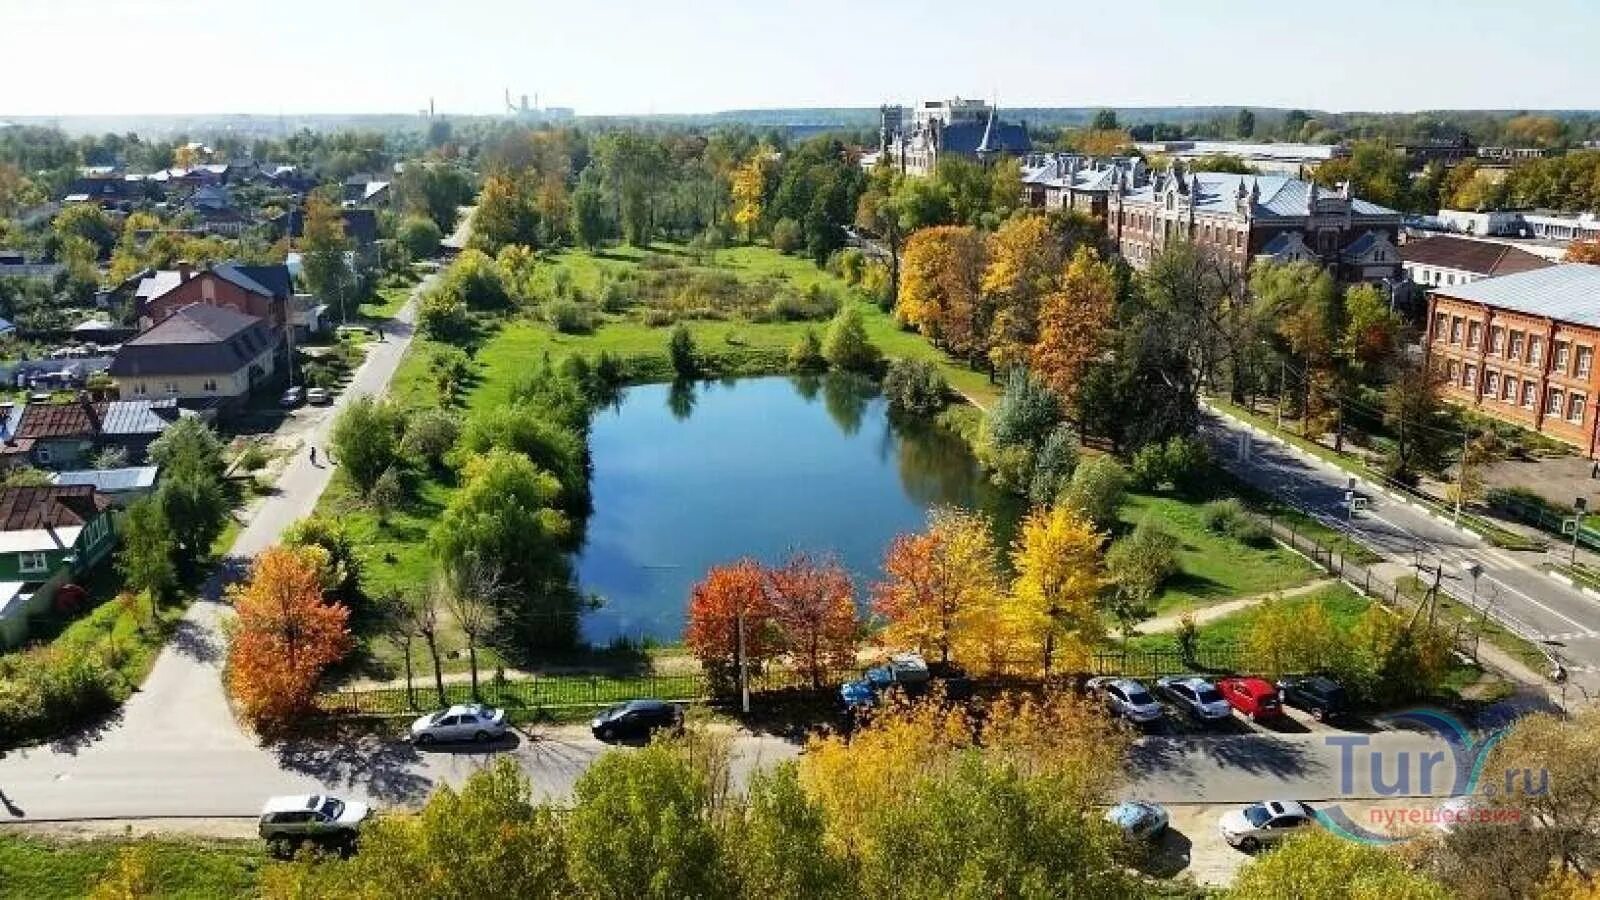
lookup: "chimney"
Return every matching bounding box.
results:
[178,260,193,282]
[78,391,101,434]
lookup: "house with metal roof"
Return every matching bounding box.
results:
[1109,166,1403,283]
[1401,235,1553,292]
[0,485,117,649]
[1020,153,1147,219]
[111,303,279,414]
[1425,264,1600,456]
[50,466,160,505]
[135,261,294,334]
[0,396,182,470]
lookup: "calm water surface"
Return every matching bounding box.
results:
[576,374,1021,644]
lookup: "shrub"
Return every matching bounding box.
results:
[829,248,866,286]
[546,299,596,334]
[303,362,336,389]
[642,308,675,327]
[689,224,728,250]
[769,284,841,322]
[882,358,949,417]
[1062,456,1127,530]
[788,328,826,372]
[417,288,471,342]
[398,215,443,259]
[600,278,635,313]
[771,218,803,253]
[401,408,461,468]
[236,444,269,473]
[822,306,879,372]
[669,323,698,378]
[1028,424,1080,505]
[1201,498,1272,548]
[1129,436,1212,494]
[0,646,125,747]
[1106,517,1180,630]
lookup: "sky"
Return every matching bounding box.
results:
[1,0,1595,117]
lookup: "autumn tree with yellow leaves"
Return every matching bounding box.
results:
[896,226,988,365]
[982,214,1065,372]
[1010,504,1106,673]
[730,151,770,243]
[873,506,1007,670]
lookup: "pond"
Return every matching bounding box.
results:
[576,374,1023,645]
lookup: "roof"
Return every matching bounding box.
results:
[939,119,1031,155]
[1121,172,1398,219]
[0,485,109,532]
[261,795,321,815]
[1400,235,1553,278]
[1432,264,1600,327]
[135,271,182,303]
[0,526,82,554]
[51,466,160,493]
[110,304,277,378]
[10,398,177,440]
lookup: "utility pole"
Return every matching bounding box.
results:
[1334,396,1344,452]
[1454,428,1473,525]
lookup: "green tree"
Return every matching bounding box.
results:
[566,736,729,899]
[668,323,698,378]
[1062,456,1127,530]
[116,498,175,623]
[881,358,949,417]
[282,515,362,605]
[300,190,356,322]
[330,396,401,496]
[1105,518,1179,635]
[732,763,853,899]
[397,215,443,259]
[1235,108,1256,138]
[788,328,826,372]
[457,404,586,511]
[821,305,879,372]
[1383,359,1455,482]
[147,418,228,569]
[569,166,608,249]
[52,203,116,257]
[1091,109,1119,131]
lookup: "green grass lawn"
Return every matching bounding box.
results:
[1120,490,1318,615]
[0,835,264,899]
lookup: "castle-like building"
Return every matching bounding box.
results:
[876,98,1031,176]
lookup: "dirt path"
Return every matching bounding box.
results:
[1135,578,1339,635]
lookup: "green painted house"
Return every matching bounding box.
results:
[0,485,117,648]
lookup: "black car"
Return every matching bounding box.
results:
[591,699,683,742]
[1275,676,1349,722]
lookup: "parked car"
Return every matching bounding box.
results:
[258,794,371,847]
[306,387,331,405]
[1219,800,1316,851]
[1155,676,1233,725]
[410,703,508,745]
[591,699,683,742]
[1217,676,1284,722]
[839,653,971,712]
[1276,675,1350,722]
[280,386,304,408]
[1089,677,1164,725]
[1105,800,1170,842]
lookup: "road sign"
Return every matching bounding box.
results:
[1563,517,1580,535]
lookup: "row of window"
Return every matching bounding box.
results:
[129,378,222,396]
[1433,314,1596,376]
[1446,359,1589,424]
[1412,266,1473,287]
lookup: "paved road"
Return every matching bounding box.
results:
[1201,405,1600,687]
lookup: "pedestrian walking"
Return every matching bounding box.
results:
[309,446,318,466]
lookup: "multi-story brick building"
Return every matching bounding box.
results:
[1425,264,1600,456]
[1019,153,1146,219]
[1108,167,1403,283]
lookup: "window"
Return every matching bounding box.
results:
[1573,394,1588,423]
[1510,331,1525,359]
[1489,326,1504,353]
[1464,364,1477,389]
[202,378,218,392]
[1434,313,1448,341]
[1448,360,1460,382]
[1486,372,1500,397]
[132,382,146,397]
[1549,387,1565,418]
[163,381,178,395]
[17,552,47,574]
[1556,341,1571,372]
[1450,318,1463,343]
[1523,382,1537,407]
[1468,322,1482,348]
[1580,346,1594,377]
[1531,337,1544,364]
[1503,376,1517,401]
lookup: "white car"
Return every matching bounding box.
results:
[306,387,331,405]
[410,703,509,745]
[1156,676,1233,725]
[1090,677,1164,725]
[258,794,371,844]
[1219,800,1316,851]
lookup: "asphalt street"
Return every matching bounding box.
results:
[1201,404,1600,685]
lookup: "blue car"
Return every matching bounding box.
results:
[1105,801,1170,842]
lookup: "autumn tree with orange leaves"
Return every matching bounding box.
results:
[227,546,351,732]
[683,559,780,684]
[983,215,1065,373]
[873,507,1006,668]
[1031,246,1117,404]
[1565,240,1600,264]
[766,552,859,688]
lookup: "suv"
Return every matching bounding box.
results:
[1217,677,1283,722]
[1275,675,1349,722]
[1090,677,1164,725]
[258,794,370,847]
[1155,676,1233,725]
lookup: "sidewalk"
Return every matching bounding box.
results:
[1136,579,1338,635]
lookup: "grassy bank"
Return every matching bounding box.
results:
[0,835,265,899]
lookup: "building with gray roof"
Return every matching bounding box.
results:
[878,98,1032,177]
[1109,165,1403,284]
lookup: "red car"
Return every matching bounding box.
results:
[1217,677,1283,721]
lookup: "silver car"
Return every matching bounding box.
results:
[1219,800,1316,851]
[1156,676,1233,725]
[258,794,371,844]
[410,703,509,745]
[1092,677,1164,725]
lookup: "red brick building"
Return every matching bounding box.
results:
[134,262,292,331]
[1424,264,1600,456]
